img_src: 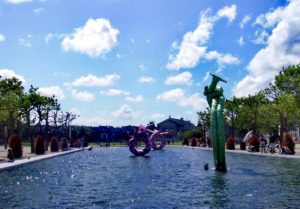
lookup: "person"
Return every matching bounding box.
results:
[259,134,266,153]
[281,145,292,155]
[207,137,211,148]
[269,134,276,153]
[7,148,14,162]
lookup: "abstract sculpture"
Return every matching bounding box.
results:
[149,131,166,150]
[204,73,227,172]
[129,126,152,156]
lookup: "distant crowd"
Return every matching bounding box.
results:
[181,132,297,155]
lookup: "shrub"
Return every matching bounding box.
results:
[199,137,206,147]
[8,130,23,158]
[283,133,295,155]
[182,138,189,146]
[50,136,59,152]
[35,135,45,155]
[248,135,259,152]
[191,138,197,147]
[226,137,235,150]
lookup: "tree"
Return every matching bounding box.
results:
[240,91,267,135]
[275,64,300,105]
[0,77,24,148]
[18,93,35,152]
[28,86,62,151]
[224,97,242,141]
[264,65,300,140]
[44,96,57,141]
[59,111,79,138]
[28,86,57,133]
[197,108,210,139]
[49,100,61,133]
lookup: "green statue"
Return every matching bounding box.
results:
[204,73,227,173]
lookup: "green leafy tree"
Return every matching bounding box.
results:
[197,108,210,139]
[0,77,24,148]
[264,64,300,139]
[19,93,35,152]
[240,91,267,135]
[275,64,300,105]
[224,97,242,141]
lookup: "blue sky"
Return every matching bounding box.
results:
[0,0,299,127]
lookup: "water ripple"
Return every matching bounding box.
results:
[0,147,299,209]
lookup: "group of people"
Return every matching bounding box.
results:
[257,134,293,155]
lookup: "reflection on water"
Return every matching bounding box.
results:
[0,147,299,209]
[210,173,229,208]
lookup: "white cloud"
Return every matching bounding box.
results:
[205,50,239,71]
[253,30,269,45]
[100,89,129,96]
[156,88,207,111]
[19,38,31,47]
[69,108,80,116]
[238,36,244,46]
[217,4,237,22]
[5,0,31,4]
[71,89,95,102]
[0,34,5,42]
[254,7,283,28]
[150,113,165,120]
[139,76,155,83]
[73,115,113,126]
[146,39,151,43]
[130,38,135,43]
[111,104,142,120]
[0,69,26,84]
[166,5,238,71]
[45,33,66,44]
[203,71,210,82]
[126,95,144,103]
[240,15,251,29]
[116,53,123,58]
[61,18,119,57]
[72,73,120,87]
[234,0,300,97]
[186,111,194,115]
[165,71,193,86]
[37,86,65,100]
[139,64,146,71]
[33,8,45,14]
[166,10,211,70]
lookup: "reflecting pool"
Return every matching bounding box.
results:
[0,147,299,209]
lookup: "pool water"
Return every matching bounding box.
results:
[0,147,299,209]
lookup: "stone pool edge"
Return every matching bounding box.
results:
[0,148,85,171]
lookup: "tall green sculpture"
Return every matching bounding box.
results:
[204,73,227,173]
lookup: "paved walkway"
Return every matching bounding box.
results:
[0,146,84,171]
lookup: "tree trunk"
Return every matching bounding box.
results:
[279,113,285,146]
[8,111,14,137]
[26,111,34,153]
[252,112,258,136]
[0,122,7,149]
[45,114,49,151]
[231,122,235,141]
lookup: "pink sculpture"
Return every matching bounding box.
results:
[149,131,166,150]
[128,126,152,156]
